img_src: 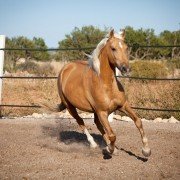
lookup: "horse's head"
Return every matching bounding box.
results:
[89,29,129,75]
[106,29,129,75]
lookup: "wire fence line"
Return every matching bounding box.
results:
[0,75,180,81]
[0,75,180,112]
[0,44,180,113]
[0,104,180,112]
[0,47,95,51]
[117,76,180,81]
[0,44,180,52]
[0,76,57,79]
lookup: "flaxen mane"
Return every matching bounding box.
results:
[88,31,124,75]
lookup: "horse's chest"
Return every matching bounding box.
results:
[100,90,119,111]
[92,82,126,112]
[108,97,119,111]
[107,89,126,112]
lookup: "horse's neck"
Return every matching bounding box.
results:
[99,50,115,86]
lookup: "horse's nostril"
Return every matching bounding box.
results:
[119,65,130,75]
[121,65,127,73]
[122,66,126,71]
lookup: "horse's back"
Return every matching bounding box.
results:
[58,60,88,84]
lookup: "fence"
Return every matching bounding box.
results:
[0,44,180,116]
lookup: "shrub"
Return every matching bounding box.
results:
[17,61,39,74]
[36,63,56,76]
[4,58,15,72]
[166,58,180,70]
[120,80,180,120]
[130,60,168,78]
[16,61,56,76]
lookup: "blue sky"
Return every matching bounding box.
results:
[0,0,180,47]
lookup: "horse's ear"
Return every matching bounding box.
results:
[109,29,114,38]
[120,29,125,40]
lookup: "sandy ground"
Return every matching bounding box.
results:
[0,117,179,179]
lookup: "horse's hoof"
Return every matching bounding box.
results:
[102,149,112,159]
[106,145,114,154]
[142,147,151,157]
[106,145,119,154]
[112,147,119,156]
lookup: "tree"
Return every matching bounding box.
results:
[160,30,180,58]
[125,26,162,59]
[55,25,180,61]
[6,36,50,61]
[55,26,108,61]
[32,37,50,60]
[5,36,50,72]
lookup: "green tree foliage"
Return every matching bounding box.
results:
[55,26,108,61]
[5,25,180,65]
[125,26,180,59]
[159,30,180,58]
[55,25,180,61]
[32,37,50,60]
[5,36,50,71]
[5,36,49,62]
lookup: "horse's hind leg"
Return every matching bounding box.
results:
[67,105,98,148]
[121,101,151,157]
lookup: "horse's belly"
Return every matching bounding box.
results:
[64,86,93,112]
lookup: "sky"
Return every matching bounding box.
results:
[0,0,180,47]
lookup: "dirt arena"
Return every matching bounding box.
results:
[0,117,179,179]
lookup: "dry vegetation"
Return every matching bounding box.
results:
[1,59,180,119]
[1,79,59,117]
[120,79,180,119]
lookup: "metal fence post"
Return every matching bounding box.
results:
[0,35,6,116]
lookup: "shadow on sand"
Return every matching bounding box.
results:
[59,130,106,149]
[42,124,148,162]
[120,148,148,162]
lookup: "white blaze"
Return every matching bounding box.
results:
[119,42,123,48]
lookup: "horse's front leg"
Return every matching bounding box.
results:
[120,101,151,157]
[96,111,116,154]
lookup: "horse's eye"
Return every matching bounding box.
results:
[111,47,116,51]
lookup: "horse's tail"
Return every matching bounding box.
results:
[39,101,66,113]
[57,102,66,112]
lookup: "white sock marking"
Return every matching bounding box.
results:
[108,113,114,122]
[84,128,97,148]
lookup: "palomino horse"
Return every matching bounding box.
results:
[57,29,151,157]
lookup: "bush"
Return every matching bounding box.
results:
[166,58,180,69]
[120,80,180,120]
[17,61,39,74]
[16,61,56,76]
[130,60,168,78]
[4,58,15,72]
[36,63,56,76]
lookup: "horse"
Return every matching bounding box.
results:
[57,29,151,157]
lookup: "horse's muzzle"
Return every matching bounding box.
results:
[119,65,130,76]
